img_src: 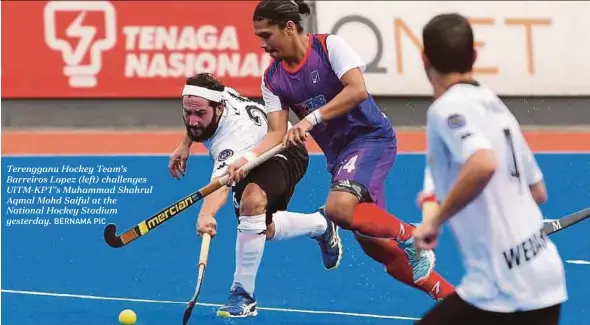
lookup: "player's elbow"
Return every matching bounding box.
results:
[533,191,548,205]
[269,128,287,142]
[529,181,548,204]
[350,83,368,103]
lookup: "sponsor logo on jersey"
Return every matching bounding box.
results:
[218,149,234,162]
[447,114,466,129]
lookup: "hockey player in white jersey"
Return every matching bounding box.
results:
[168,73,342,318]
[412,13,567,325]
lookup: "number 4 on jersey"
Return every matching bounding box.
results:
[503,129,521,181]
[339,155,358,174]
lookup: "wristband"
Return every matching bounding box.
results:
[243,151,257,163]
[304,110,323,126]
[419,193,438,209]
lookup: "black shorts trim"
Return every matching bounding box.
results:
[232,145,308,225]
[330,180,371,202]
[416,293,561,325]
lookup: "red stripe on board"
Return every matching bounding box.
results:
[2,130,589,155]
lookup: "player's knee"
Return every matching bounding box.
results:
[239,183,268,216]
[324,191,358,229]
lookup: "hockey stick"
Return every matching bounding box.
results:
[542,207,590,235]
[419,204,589,246]
[182,233,211,325]
[103,144,285,248]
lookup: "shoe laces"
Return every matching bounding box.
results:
[228,288,249,304]
[317,225,338,248]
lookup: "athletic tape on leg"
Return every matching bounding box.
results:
[238,214,267,235]
[233,214,267,296]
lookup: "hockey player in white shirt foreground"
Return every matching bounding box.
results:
[413,13,567,325]
[168,73,342,318]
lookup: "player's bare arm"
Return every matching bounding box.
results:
[196,180,230,238]
[529,181,548,204]
[226,110,289,184]
[436,149,497,223]
[318,68,368,121]
[169,134,193,179]
[415,149,497,250]
[253,109,289,155]
[287,70,368,148]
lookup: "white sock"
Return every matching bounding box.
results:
[270,210,327,241]
[233,214,266,297]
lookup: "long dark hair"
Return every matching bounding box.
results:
[253,0,311,32]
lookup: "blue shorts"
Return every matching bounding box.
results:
[331,140,397,209]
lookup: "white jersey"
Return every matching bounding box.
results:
[425,83,567,312]
[203,87,273,180]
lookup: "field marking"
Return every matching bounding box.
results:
[566,260,590,265]
[1,289,420,321]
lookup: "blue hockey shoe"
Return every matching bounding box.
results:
[313,206,343,270]
[216,284,257,318]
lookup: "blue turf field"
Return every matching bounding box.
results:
[2,153,589,325]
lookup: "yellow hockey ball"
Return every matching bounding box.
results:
[119,309,137,325]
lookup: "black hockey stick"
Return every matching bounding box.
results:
[420,205,589,246]
[543,207,590,235]
[103,144,284,248]
[103,190,203,248]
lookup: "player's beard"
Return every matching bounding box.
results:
[184,115,220,143]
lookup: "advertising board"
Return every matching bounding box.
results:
[2,1,270,98]
[316,1,590,95]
